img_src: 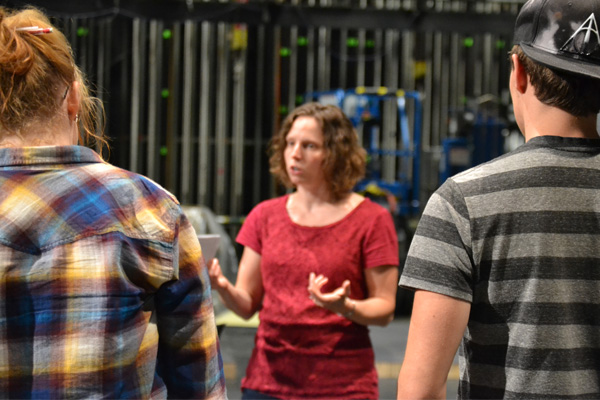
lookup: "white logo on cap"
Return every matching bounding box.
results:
[561,13,600,55]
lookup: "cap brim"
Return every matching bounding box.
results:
[520,43,600,80]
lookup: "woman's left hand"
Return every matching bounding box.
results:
[307,272,351,315]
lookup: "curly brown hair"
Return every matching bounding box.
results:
[269,102,366,201]
[510,45,600,117]
[0,6,108,152]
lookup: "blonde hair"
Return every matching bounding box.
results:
[0,6,107,152]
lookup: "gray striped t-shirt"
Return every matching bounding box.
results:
[400,135,600,399]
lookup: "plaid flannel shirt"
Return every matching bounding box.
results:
[0,146,226,399]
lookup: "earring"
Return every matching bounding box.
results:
[75,115,80,123]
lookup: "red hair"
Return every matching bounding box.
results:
[0,7,107,151]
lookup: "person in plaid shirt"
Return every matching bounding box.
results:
[0,6,226,399]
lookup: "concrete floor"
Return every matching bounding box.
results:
[217,314,459,399]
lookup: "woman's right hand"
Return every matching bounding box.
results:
[208,258,229,291]
[207,246,263,320]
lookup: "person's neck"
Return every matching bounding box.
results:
[0,119,75,148]
[523,102,599,142]
[286,186,359,227]
[291,185,336,209]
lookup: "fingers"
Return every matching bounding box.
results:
[341,280,351,296]
[308,273,328,294]
[309,273,328,287]
[308,273,354,315]
[308,272,322,305]
[207,258,224,287]
[207,258,220,276]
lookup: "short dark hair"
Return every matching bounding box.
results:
[269,102,366,201]
[510,45,600,117]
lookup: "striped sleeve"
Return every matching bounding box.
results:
[400,179,474,302]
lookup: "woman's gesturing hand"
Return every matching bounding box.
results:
[207,258,229,291]
[307,272,353,316]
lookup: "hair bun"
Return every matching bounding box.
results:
[0,16,36,76]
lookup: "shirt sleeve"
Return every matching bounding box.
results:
[235,201,264,254]
[154,210,227,399]
[363,206,400,269]
[399,179,474,302]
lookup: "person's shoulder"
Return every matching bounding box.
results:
[240,195,288,228]
[448,142,533,186]
[91,162,179,205]
[358,196,389,214]
[454,152,512,180]
[86,163,183,239]
[250,195,287,213]
[133,173,180,204]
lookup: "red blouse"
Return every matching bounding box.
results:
[237,195,399,399]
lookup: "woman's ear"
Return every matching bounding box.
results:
[66,81,81,122]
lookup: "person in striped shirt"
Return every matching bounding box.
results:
[398,0,600,398]
[0,6,226,399]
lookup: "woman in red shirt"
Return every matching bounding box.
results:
[209,102,399,399]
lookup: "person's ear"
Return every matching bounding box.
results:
[511,54,528,94]
[66,81,81,122]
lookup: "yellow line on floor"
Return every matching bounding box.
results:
[223,362,237,379]
[376,362,401,379]
[448,364,460,380]
[215,310,259,328]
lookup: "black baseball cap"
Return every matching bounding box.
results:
[513,0,600,79]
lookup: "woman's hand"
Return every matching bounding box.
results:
[207,246,263,320]
[207,258,229,291]
[308,266,398,326]
[307,272,352,315]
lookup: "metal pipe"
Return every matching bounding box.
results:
[129,19,142,173]
[317,27,330,91]
[482,33,493,96]
[384,31,399,183]
[305,27,315,95]
[147,20,163,181]
[421,31,433,151]
[270,26,282,199]
[231,31,247,218]
[96,18,108,156]
[165,23,182,195]
[181,21,196,204]
[198,21,214,206]
[401,32,415,180]
[252,25,266,208]
[431,31,443,148]
[449,33,460,126]
[339,28,347,88]
[215,22,230,213]
[357,29,366,87]
[440,33,450,142]
[373,30,383,87]
[288,26,298,112]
